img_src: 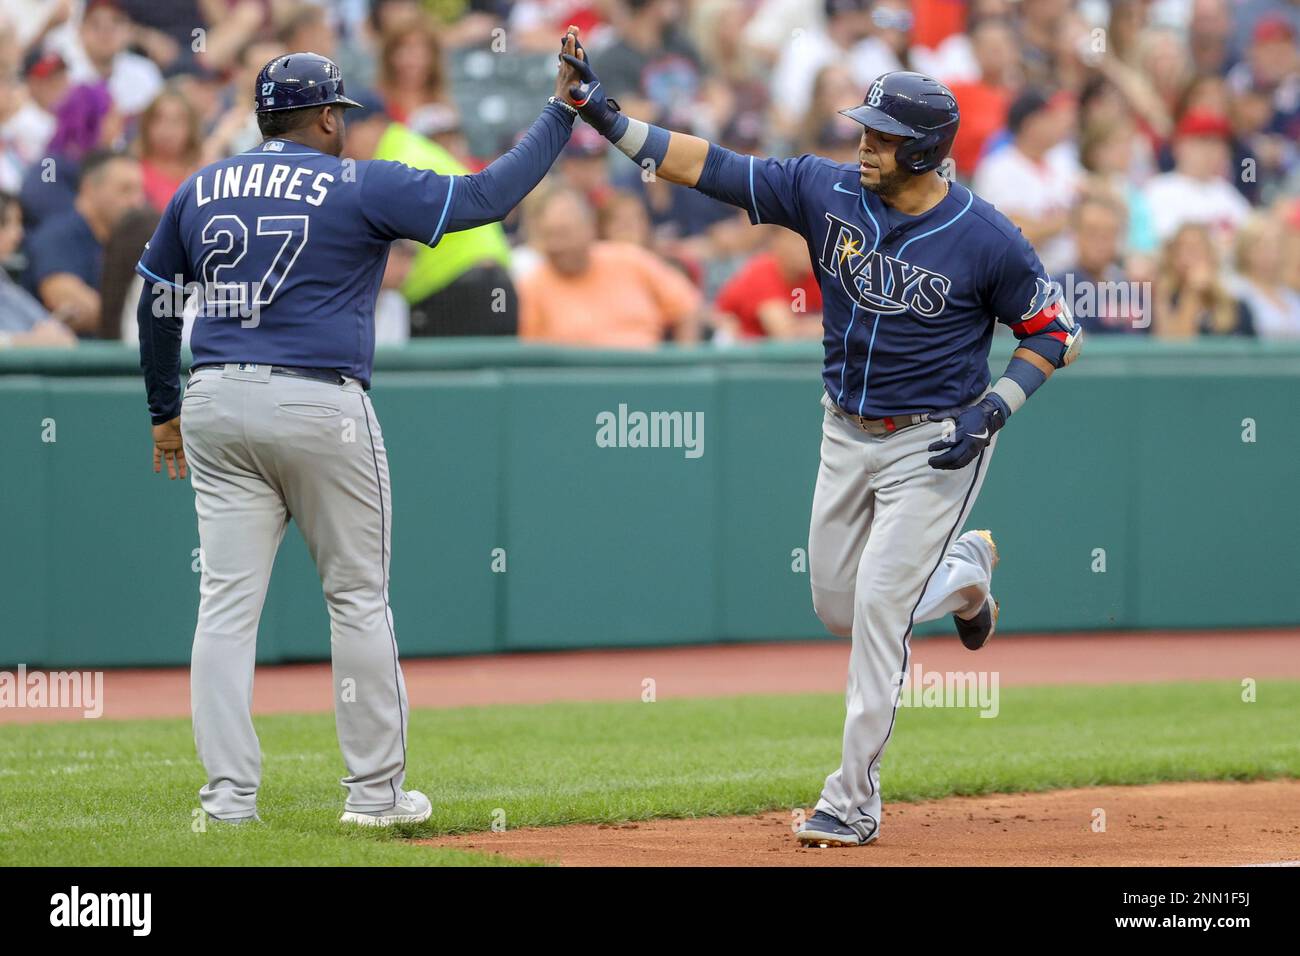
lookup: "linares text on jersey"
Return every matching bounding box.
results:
[194,162,335,208]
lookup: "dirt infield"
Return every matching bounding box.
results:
[4,628,1298,723]
[425,780,1300,867]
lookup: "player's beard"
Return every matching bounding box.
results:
[862,165,911,199]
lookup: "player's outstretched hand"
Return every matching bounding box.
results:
[558,29,623,137]
[925,397,1009,470]
[152,416,188,480]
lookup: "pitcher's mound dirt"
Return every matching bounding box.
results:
[425,780,1300,866]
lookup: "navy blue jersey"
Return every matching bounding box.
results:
[137,138,459,384]
[696,148,1056,417]
[136,102,574,423]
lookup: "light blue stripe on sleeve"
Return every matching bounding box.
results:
[429,175,456,247]
[748,156,760,224]
[135,261,184,290]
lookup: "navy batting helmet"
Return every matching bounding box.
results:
[840,72,960,174]
[254,52,361,114]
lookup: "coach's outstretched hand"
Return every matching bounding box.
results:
[925,396,1010,470]
[559,31,624,138]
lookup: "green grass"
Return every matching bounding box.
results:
[1,681,1296,866]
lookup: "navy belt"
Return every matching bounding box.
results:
[191,363,351,387]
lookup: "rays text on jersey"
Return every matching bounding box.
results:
[818,213,951,317]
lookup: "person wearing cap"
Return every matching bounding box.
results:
[972,88,1082,275]
[1143,109,1251,244]
[58,0,163,116]
[1230,1,1300,62]
[340,91,515,336]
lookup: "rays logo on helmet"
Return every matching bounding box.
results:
[867,79,884,108]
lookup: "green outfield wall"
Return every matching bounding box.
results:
[1,338,1297,668]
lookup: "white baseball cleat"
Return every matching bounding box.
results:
[340,789,433,827]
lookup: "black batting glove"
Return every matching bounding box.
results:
[926,395,1010,470]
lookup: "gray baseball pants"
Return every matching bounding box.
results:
[180,363,408,819]
[808,392,997,831]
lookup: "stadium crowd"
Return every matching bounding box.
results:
[1,0,1298,350]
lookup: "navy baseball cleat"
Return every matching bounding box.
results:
[797,810,879,847]
[953,529,999,650]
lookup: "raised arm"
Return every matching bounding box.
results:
[561,34,708,187]
[560,33,814,231]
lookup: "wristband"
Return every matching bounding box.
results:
[546,96,579,122]
[990,356,1047,415]
[612,118,670,170]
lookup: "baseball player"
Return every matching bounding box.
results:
[559,50,1081,846]
[139,45,584,825]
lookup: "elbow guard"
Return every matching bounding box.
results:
[1008,294,1082,369]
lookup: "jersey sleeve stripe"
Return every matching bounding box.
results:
[135,261,184,290]
[747,155,760,225]
[428,174,457,247]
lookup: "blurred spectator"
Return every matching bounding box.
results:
[1230,2,1300,65]
[1143,110,1250,245]
[1227,16,1300,145]
[22,50,71,117]
[974,89,1081,274]
[24,148,143,336]
[341,94,515,337]
[597,190,653,246]
[1153,222,1254,338]
[376,17,458,136]
[0,57,56,193]
[1059,187,1148,335]
[1229,213,1300,339]
[1078,115,1158,257]
[1018,0,1070,90]
[98,204,160,341]
[519,188,702,346]
[770,0,881,139]
[796,63,862,157]
[714,225,822,340]
[0,190,76,349]
[1187,0,1235,76]
[599,0,703,130]
[58,0,164,116]
[136,84,202,210]
[1227,80,1296,206]
[946,15,1019,176]
[19,81,119,230]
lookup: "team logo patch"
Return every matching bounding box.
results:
[819,213,952,317]
[1022,276,1071,327]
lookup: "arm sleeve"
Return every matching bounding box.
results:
[694,145,821,232]
[445,102,575,233]
[134,197,190,424]
[361,102,574,245]
[986,230,1080,368]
